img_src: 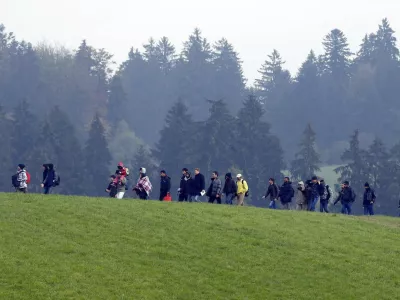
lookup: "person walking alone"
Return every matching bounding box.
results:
[363,182,376,216]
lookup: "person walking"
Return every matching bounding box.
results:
[263,178,279,209]
[223,173,237,205]
[279,177,294,210]
[295,181,307,210]
[319,179,331,213]
[41,163,56,194]
[307,176,324,211]
[236,174,249,206]
[133,167,152,200]
[206,171,222,204]
[178,168,189,202]
[191,168,205,202]
[14,164,28,193]
[334,181,356,215]
[363,182,376,216]
[159,170,171,201]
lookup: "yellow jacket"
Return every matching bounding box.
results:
[237,179,249,194]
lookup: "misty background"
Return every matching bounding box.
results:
[0,1,399,215]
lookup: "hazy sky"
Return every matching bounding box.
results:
[1,0,400,84]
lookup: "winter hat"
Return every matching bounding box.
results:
[225,173,232,179]
[364,182,370,188]
[343,181,350,185]
[312,175,318,180]
[18,164,25,170]
[118,162,124,167]
[140,167,147,174]
[160,170,166,174]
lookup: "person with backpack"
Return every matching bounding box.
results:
[159,170,171,201]
[263,178,279,209]
[295,181,307,210]
[236,174,248,206]
[41,163,59,194]
[334,181,356,215]
[319,179,331,213]
[363,182,376,216]
[307,176,325,211]
[223,173,237,205]
[133,167,152,200]
[279,177,294,210]
[14,164,28,193]
[206,171,222,204]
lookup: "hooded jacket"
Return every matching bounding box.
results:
[223,173,237,195]
[279,181,294,204]
[43,164,56,188]
[295,181,307,205]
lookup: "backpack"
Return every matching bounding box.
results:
[11,174,18,188]
[53,172,61,187]
[242,180,249,197]
[326,185,332,200]
[321,185,328,200]
[26,172,31,184]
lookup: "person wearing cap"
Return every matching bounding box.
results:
[279,177,294,210]
[236,174,248,206]
[223,173,237,205]
[263,178,279,209]
[159,170,171,201]
[16,164,28,193]
[295,181,307,210]
[334,181,356,215]
[363,182,376,216]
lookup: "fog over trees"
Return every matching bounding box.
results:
[1,19,399,214]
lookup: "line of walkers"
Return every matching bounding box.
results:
[11,164,60,194]
[263,176,378,215]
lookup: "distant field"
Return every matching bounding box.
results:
[0,193,399,299]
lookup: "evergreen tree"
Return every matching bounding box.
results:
[193,99,236,176]
[355,34,377,65]
[335,130,369,208]
[155,37,176,74]
[0,106,13,191]
[107,75,127,127]
[153,100,195,191]
[322,29,352,78]
[234,95,284,205]
[375,18,399,61]
[212,38,246,113]
[83,113,112,196]
[291,124,321,181]
[47,106,84,195]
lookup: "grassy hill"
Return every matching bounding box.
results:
[0,194,399,300]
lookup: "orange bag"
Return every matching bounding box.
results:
[163,193,172,202]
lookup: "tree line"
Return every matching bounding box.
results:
[0,19,399,215]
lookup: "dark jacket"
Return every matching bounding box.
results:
[193,173,206,195]
[207,178,222,197]
[223,175,237,195]
[363,188,376,206]
[160,176,171,193]
[180,175,189,195]
[43,164,56,188]
[279,181,294,204]
[338,186,356,203]
[309,181,324,198]
[265,183,279,200]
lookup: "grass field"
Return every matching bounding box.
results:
[0,193,399,300]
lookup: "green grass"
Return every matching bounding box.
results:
[0,194,399,300]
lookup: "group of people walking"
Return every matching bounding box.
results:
[11,163,60,194]
[12,162,393,216]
